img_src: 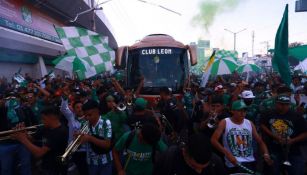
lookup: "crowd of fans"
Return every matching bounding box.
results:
[0,70,306,175]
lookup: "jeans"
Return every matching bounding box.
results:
[88,162,112,175]
[0,143,31,175]
[267,153,305,175]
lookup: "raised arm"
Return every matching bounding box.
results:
[111,78,126,96]
[34,83,50,97]
[135,76,144,97]
[60,97,76,123]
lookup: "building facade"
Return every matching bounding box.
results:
[0,0,117,80]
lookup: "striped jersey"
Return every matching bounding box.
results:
[87,117,113,165]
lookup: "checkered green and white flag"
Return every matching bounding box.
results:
[53,26,115,80]
[215,49,238,63]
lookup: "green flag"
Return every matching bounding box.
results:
[52,27,115,80]
[272,4,291,86]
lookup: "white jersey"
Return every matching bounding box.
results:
[222,118,255,167]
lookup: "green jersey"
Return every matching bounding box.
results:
[104,111,127,142]
[115,131,167,175]
[87,117,113,165]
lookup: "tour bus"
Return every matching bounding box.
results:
[115,34,197,106]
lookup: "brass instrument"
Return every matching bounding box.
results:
[126,99,133,106]
[281,131,291,166]
[0,124,43,141]
[60,122,89,163]
[116,102,127,111]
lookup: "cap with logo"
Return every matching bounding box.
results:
[240,90,255,99]
[276,95,290,104]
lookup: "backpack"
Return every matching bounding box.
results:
[124,130,157,163]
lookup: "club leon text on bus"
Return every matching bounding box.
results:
[141,48,173,55]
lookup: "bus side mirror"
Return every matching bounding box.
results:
[187,45,197,66]
[115,46,128,68]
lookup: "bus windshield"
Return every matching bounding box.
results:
[127,47,189,94]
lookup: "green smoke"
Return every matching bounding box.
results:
[192,0,246,31]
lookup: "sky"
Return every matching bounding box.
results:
[96,0,307,57]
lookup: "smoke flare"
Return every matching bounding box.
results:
[192,0,246,31]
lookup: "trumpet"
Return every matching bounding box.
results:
[116,102,127,111]
[60,122,89,163]
[0,124,43,141]
[126,99,133,106]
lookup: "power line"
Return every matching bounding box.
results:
[117,0,142,36]
[135,0,181,16]
[252,31,255,56]
[108,2,129,28]
[106,0,138,40]
[260,41,270,54]
[111,1,136,34]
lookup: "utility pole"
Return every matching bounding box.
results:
[252,31,255,57]
[261,41,270,54]
[91,0,96,32]
[224,28,247,52]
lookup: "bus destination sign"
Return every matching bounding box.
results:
[141,48,172,55]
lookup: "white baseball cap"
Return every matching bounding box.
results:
[240,90,255,99]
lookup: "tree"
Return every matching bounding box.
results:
[289,42,303,48]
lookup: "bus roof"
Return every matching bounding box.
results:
[130,34,187,49]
